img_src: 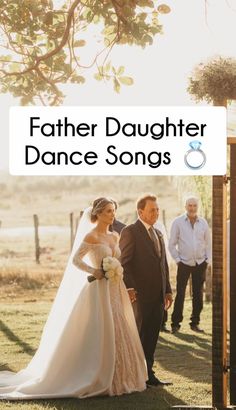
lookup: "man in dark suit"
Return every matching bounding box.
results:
[119,194,173,386]
[110,218,126,235]
[109,200,126,235]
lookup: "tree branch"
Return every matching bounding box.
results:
[0,0,82,76]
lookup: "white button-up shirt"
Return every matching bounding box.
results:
[168,214,211,266]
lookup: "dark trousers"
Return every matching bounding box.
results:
[171,261,207,327]
[134,298,164,377]
[162,310,168,327]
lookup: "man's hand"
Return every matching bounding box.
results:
[165,293,173,310]
[128,288,137,303]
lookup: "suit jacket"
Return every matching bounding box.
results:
[109,219,126,235]
[119,219,172,305]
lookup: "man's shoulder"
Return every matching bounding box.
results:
[122,222,136,233]
[121,221,140,236]
[172,213,186,225]
[112,219,126,235]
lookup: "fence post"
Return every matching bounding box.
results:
[75,216,80,235]
[70,212,74,250]
[162,209,167,232]
[33,214,40,264]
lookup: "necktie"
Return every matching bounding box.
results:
[149,226,161,258]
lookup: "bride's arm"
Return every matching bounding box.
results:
[73,242,103,279]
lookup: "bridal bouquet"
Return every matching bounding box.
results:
[88,256,123,283]
[103,256,124,282]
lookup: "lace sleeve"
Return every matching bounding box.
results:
[72,242,95,275]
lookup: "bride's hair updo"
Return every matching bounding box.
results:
[91,197,115,223]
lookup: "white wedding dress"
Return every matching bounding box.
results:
[0,240,147,399]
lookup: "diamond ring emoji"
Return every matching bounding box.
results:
[184,140,206,170]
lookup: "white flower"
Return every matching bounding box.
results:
[102,256,113,270]
[105,270,115,279]
[117,266,124,276]
[102,257,123,283]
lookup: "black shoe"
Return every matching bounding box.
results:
[160,324,170,333]
[190,324,204,333]
[146,374,173,387]
[171,325,180,334]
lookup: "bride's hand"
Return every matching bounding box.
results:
[128,288,137,303]
[93,269,104,280]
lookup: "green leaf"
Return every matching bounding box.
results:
[73,75,85,84]
[113,78,120,93]
[157,4,171,14]
[94,73,103,81]
[93,15,100,24]
[24,38,34,45]
[117,66,125,76]
[143,34,153,45]
[44,11,53,25]
[118,76,134,86]
[74,39,86,47]
[0,55,12,62]
[105,61,111,72]
[44,57,53,67]
[139,12,147,21]
[123,6,133,17]
[63,64,72,75]
[137,0,154,7]
[9,63,20,72]
[98,66,104,75]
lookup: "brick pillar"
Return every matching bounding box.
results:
[212,176,228,409]
[230,143,236,405]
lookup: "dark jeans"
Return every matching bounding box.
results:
[162,309,168,327]
[171,261,207,327]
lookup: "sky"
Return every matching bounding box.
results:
[1,0,236,170]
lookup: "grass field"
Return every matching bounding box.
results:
[0,297,212,410]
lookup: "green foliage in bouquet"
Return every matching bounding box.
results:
[0,0,170,105]
[188,57,236,105]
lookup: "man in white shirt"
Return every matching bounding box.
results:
[168,196,211,333]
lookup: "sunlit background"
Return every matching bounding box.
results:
[1,0,236,170]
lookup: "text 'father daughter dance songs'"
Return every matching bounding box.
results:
[29,116,207,139]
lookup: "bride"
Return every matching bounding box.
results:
[0,197,147,399]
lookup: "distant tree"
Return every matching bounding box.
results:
[188,56,236,106]
[171,176,212,225]
[0,0,170,105]
[185,56,236,224]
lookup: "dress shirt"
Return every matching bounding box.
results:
[138,218,161,255]
[168,213,211,266]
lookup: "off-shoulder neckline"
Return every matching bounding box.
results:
[82,241,119,256]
